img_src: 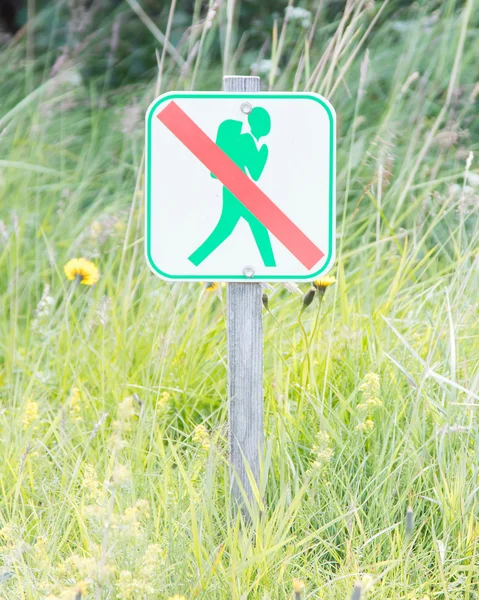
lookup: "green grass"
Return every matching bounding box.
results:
[0,0,478,598]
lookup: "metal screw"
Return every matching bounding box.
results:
[241,102,252,114]
[243,265,255,278]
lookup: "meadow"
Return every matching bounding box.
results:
[0,0,478,598]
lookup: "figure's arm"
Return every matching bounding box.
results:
[243,135,268,181]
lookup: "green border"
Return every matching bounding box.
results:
[145,92,335,281]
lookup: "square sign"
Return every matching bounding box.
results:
[145,92,335,281]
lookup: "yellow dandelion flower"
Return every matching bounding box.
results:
[64,258,100,286]
[292,578,305,593]
[313,276,336,290]
[204,282,219,292]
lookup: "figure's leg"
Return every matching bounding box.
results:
[247,216,276,267]
[188,204,240,266]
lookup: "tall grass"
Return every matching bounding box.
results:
[0,0,478,598]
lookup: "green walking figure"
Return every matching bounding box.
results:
[188,107,276,267]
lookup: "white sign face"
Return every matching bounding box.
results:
[145,92,335,281]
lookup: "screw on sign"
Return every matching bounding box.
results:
[145,75,336,516]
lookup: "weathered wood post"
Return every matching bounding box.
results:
[146,76,335,519]
[224,75,264,515]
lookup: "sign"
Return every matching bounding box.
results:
[145,92,335,281]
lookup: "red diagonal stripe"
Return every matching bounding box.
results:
[157,101,324,270]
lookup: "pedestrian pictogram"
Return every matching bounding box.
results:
[146,92,335,281]
[189,107,275,268]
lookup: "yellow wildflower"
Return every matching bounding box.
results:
[204,282,218,292]
[22,398,39,429]
[357,397,382,411]
[123,499,150,532]
[192,424,210,450]
[82,464,103,501]
[313,276,336,290]
[292,579,305,594]
[70,387,82,420]
[118,571,154,599]
[157,391,170,411]
[140,544,163,578]
[75,580,88,597]
[356,419,375,432]
[359,372,380,396]
[64,258,100,286]
[34,536,49,565]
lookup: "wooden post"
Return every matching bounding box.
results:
[224,75,264,515]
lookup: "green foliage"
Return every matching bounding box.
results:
[0,0,478,598]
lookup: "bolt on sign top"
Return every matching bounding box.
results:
[145,91,336,281]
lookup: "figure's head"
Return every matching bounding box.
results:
[248,107,271,140]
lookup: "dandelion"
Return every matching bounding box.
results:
[204,282,218,292]
[313,276,336,291]
[192,424,210,450]
[22,398,39,429]
[64,258,100,286]
[292,578,305,597]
